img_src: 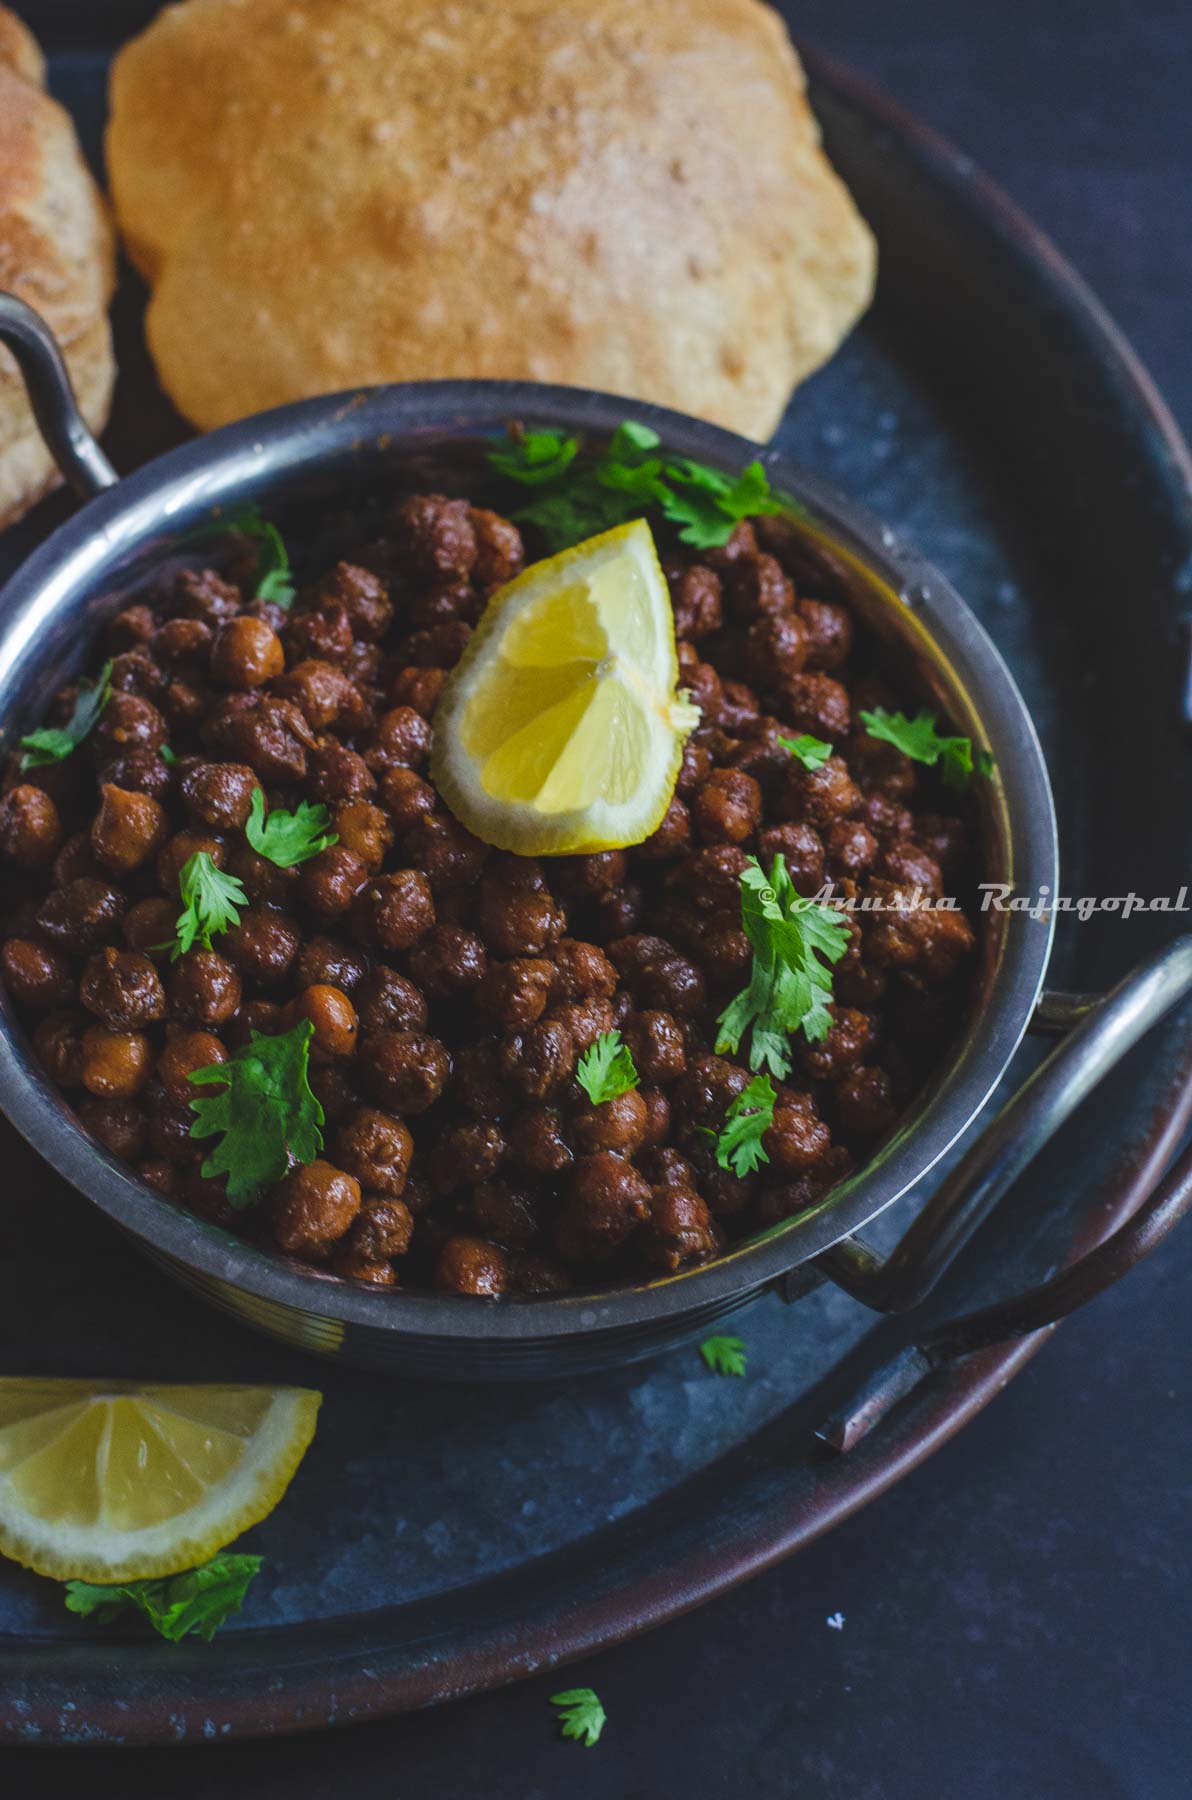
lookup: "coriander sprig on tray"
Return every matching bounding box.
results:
[65,1555,263,1644]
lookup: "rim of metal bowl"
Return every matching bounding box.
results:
[0,381,1058,1340]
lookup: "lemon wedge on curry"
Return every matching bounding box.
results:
[431,519,701,855]
[0,1378,320,1582]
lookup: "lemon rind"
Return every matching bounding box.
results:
[0,1385,321,1583]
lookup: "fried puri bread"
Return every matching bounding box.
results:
[0,5,116,529]
[106,0,875,438]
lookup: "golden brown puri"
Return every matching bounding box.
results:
[0,4,116,530]
[0,4,43,83]
[106,0,875,439]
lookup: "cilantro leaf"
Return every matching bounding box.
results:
[699,1335,747,1377]
[551,1688,607,1748]
[607,420,661,458]
[166,851,247,961]
[187,505,296,607]
[707,1073,776,1177]
[487,421,787,552]
[715,856,852,1075]
[187,1020,324,1203]
[513,481,635,547]
[858,707,994,791]
[575,1029,639,1106]
[64,1554,263,1643]
[234,507,295,606]
[778,732,833,771]
[660,455,786,549]
[20,661,113,770]
[487,428,580,487]
[159,743,178,767]
[244,788,337,868]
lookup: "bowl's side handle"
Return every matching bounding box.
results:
[813,935,1192,1450]
[820,936,1192,1312]
[819,1134,1192,1452]
[0,292,118,501]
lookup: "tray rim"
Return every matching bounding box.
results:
[1,41,1190,1746]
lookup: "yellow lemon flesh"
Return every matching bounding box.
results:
[0,1378,320,1582]
[431,519,701,855]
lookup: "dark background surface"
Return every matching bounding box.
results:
[5,0,1192,1794]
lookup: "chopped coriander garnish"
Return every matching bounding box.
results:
[702,1073,776,1177]
[187,1020,324,1203]
[575,1029,639,1106]
[232,506,295,606]
[699,1335,748,1377]
[188,505,296,607]
[19,660,113,770]
[64,1554,263,1643]
[488,420,787,551]
[159,743,178,767]
[858,707,994,791]
[166,851,246,961]
[551,1688,607,1748]
[777,731,833,772]
[244,788,337,868]
[716,855,851,1076]
[488,428,579,487]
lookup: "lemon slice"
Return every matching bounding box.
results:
[431,519,701,855]
[0,1378,320,1582]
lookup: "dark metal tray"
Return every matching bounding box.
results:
[1,6,1189,1746]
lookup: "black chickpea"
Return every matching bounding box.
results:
[79,947,166,1029]
[330,800,393,872]
[300,845,369,918]
[78,1097,148,1162]
[356,966,428,1035]
[123,896,179,959]
[295,935,368,994]
[158,1029,226,1103]
[90,784,169,873]
[363,1030,451,1113]
[168,951,242,1026]
[36,877,125,954]
[508,1105,573,1176]
[480,957,555,1029]
[33,1010,87,1086]
[335,1109,414,1195]
[178,761,261,831]
[435,1235,510,1296]
[0,784,62,868]
[211,616,286,688]
[353,867,435,949]
[79,1026,153,1100]
[274,1160,362,1255]
[1,938,73,1012]
[157,830,225,894]
[224,908,301,986]
[377,767,436,833]
[282,984,358,1059]
[570,1087,648,1155]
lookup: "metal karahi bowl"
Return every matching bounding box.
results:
[0,293,1188,1389]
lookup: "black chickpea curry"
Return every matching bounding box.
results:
[0,425,989,1299]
